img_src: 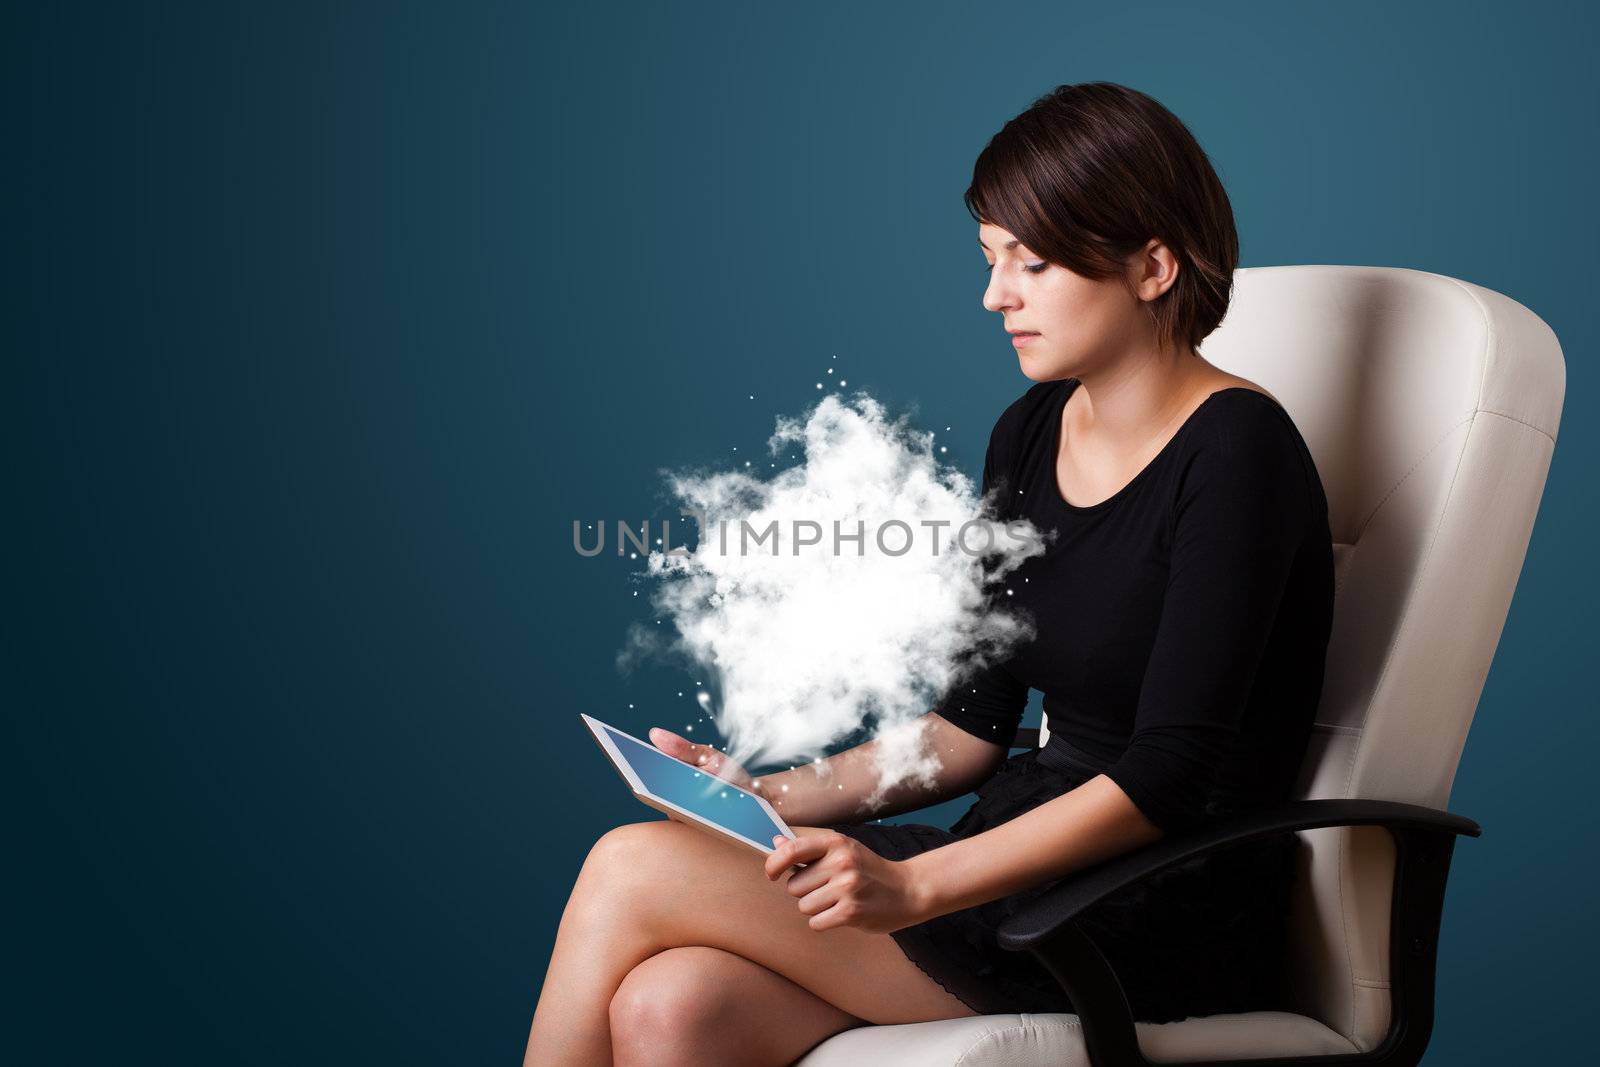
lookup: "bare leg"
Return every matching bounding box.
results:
[523,820,977,1066]
[609,946,865,1067]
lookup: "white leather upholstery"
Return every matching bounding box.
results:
[797,1011,1356,1066]
[799,265,1565,1066]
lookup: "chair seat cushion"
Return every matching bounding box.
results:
[795,1010,1357,1066]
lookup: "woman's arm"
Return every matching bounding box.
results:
[762,770,1162,935]
[902,773,1163,923]
[752,712,1009,826]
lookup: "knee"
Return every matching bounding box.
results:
[579,821,673,890]
[571,821,698,925]
[609,951,735,1060]
[588,820,679,870]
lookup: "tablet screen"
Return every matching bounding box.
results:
[593,720,790,848]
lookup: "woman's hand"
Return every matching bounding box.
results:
[764,829,930,934]
[648,727,756,793]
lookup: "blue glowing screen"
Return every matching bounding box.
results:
[598,723,788,847]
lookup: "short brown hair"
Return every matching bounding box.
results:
[965,82,1239,355]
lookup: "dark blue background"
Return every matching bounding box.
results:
[7,2,1594,1063]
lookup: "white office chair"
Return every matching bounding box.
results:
[797,265,1566,1066]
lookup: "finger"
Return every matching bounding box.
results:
[651,729,720,771]
[796,881,842,917]
[799,859,860,905]
[649,727,687,755]
[765,833,832,879]
[807,898,854,932]
[784,863,831,898]
[765,837,791,881]
[705,754,741,782]
[765,834,806,880]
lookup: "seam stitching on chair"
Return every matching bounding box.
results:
[1344,412,1477,801]
[1479,407,1556,444]
[1332,540,1357,601]
[1352,977,1392,988]
[1443,274,1497,420]
[955,1020,1082,1067]
[1337,370,1483,1045]
[1351,412,1475,543]
[1341,409,1476,804]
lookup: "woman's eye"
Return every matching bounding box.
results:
[1025,262,1048,274]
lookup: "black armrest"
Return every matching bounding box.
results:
[994,800,1482,1067]
[998,799,1480,949]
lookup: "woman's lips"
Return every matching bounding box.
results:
[1011,332,1040,347]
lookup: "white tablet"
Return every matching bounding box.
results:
[581,713,799,856]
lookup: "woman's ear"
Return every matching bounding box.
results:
[1129,238,1180,302]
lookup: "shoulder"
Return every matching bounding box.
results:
[1177,388,1325,516]
[1197,388,1300,450]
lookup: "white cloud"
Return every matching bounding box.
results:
[624,392,1048,815]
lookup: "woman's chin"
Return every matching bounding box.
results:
[1017,350,1066,382]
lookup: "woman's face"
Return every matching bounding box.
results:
[978,221,1155,382]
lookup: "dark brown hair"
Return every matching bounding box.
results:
[965,82,1239,355]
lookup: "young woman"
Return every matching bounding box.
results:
[523,81,1334,1066]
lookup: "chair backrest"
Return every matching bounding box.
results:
[1039,265,1565,1049]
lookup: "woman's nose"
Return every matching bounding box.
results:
[982,274,1015,314]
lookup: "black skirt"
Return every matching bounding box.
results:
[823,747,1298,1023]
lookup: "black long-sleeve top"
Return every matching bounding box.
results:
[932,378,1335,836]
